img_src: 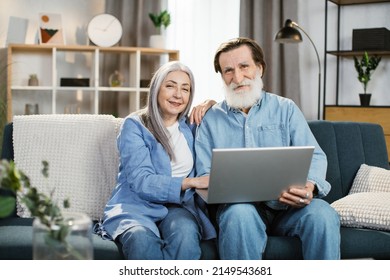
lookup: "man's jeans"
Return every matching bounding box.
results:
[216,199,341,259]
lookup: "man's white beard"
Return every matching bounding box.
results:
[224,72,263,110]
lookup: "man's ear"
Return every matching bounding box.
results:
[258,65,263,77]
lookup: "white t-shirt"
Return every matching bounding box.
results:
[166,121,193,177]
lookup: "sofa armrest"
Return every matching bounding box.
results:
[1,122,14,161]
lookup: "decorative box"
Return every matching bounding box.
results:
[60,78,90,87]
[352,28,390,51]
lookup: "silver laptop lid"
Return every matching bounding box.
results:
[198,146,314,204]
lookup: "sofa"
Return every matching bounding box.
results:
[1,115,389,260]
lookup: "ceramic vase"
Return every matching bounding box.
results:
[149,35,166,49]
[28,75,39,86]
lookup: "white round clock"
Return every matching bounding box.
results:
[87,14,123,47]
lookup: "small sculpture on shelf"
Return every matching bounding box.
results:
[28,74,39,86]
[25,103,39,115]
[353,51,381,106]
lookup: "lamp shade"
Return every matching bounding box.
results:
[275,19,302,43]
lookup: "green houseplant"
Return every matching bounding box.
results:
[149,9,171,34]
[353,51,381,106]
[148,10,171,49]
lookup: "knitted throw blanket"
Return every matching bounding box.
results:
[13,114,123,221]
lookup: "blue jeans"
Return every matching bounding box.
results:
[118,206,202,260]
[216,199,341,260]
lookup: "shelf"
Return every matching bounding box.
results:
[323,0,390,116]
[329,0,390,5]
[325,105,390,108]
[11,86,150,92]
[6,44,180,121]
[327,50,390,56]
[11,86,53,91]
[96,87,142,92]
[7,44,179,60]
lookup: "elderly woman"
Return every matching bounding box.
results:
[96,61,216,259]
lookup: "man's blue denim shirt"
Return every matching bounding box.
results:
[195,91,331,209]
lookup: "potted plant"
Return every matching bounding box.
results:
[353,51,381,106]
[148,10,171,49]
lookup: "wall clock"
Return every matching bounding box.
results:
[87,14,123,47]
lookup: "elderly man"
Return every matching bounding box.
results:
[195,37,340,260]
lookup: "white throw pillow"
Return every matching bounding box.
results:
[331,192,390,231]
[13,114,123,221]
[349,164,390,194]
[331,164,390,231]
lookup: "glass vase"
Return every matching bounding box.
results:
[109,70,124,87]
[32,212,93,260]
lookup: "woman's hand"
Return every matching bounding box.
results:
[189,99,217,125]
[181,176,209,191]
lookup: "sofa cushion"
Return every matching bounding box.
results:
[331,192,390,231]
[340,227,390,260]
[331,164,390,231]
[349,164,390,194]
[13,115,123,221]
[1,123,14,161]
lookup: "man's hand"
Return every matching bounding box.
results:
[189,99,216,125]
[279,181,316,208]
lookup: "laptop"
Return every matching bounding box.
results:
[196,146,315,204]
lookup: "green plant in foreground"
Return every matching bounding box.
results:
[0,160,84,259]
[353,51,381,94]
[149,10,171,33]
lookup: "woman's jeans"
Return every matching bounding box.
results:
[118,206,202,260]
[216,199,341,260]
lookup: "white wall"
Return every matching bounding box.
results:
[297,0,325,120]
[0,0,105,47]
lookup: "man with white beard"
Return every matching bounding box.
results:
[194,37,340,260]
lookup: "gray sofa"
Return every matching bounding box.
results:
[1,117,389,259]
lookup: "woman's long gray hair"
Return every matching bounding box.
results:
[139,61,195,160]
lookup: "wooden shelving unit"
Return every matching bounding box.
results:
[325,106,390,160]
[6,44,179,122]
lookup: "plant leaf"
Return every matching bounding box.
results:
[0,196,16,218]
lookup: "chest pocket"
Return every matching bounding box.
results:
[257,124,287,146]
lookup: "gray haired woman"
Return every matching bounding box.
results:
[95,61,216,259]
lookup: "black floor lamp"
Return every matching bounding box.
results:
[275,19,321,120]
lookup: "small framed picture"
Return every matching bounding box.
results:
[38,13,65,44]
